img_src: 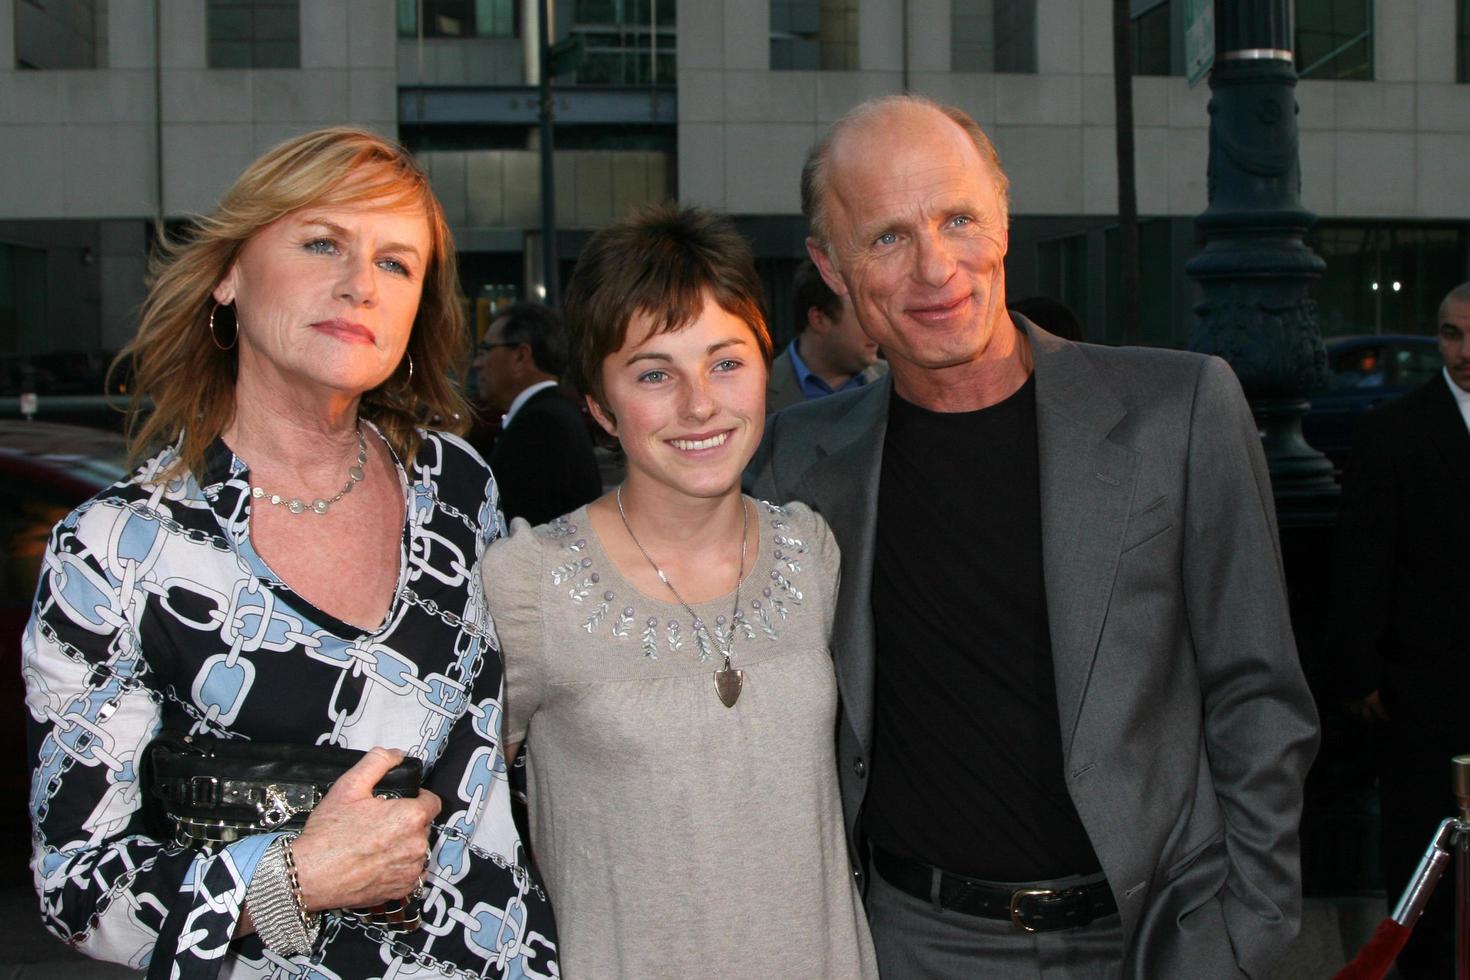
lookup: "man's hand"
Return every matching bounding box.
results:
[1345,689,1390,723]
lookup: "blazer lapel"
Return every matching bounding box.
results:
[1027,323,1140,752]
[799,378,890,754]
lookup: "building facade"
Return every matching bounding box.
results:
[1,0,1468,385]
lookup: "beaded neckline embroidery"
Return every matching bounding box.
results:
[547,500,807,661]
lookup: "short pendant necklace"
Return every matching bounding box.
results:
[250,426,368,516]
[616,485,748,708]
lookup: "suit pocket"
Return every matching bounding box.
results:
[1121,495,1174,553]
[1164,829,1226,882]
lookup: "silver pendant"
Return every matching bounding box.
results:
[714,659,743,708]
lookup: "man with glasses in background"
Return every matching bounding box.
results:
[472,302,602,525]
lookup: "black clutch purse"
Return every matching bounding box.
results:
[145,731,427,932]
[147,730,423,846]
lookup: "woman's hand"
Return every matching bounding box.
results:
[288,747,442,911]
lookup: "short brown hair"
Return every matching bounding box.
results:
[563,202,772,417]
[801,94,1010,252]
[117,127,470,480]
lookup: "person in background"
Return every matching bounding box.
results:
[483,203,877,979]
[749,94,1318,979]
[1008,294,1085,343]
[766,258,887,413]
[22,128,557,976]
[472,302,602,524]
[1331,281,1470,980]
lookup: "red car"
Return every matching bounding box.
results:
[0,421,129,884]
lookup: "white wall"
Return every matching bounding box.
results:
[677,0,1470,220]
[0,0,398,221]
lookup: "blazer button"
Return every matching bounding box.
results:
[853,757,866,778]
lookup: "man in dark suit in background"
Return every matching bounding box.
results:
[766,259,887,413]
[473,302,602,525]
[1332,281,1470,980]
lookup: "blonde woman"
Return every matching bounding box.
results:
[485,204,877,978]
[23,129,558,977]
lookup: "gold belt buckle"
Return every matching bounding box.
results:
[1009,888,1058,933]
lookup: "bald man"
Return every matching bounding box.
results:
[747,95,1318,978]
[1331,282,1470,980]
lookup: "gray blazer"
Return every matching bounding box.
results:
[746,320,1319,979]
[766,344,889,415]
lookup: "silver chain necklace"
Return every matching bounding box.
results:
[615,485,749,707]
[250,426,368,516]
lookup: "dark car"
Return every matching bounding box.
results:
[1302,334,1441,472]
[0,421,129,882]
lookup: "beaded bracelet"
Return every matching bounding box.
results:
[280,834,320,933]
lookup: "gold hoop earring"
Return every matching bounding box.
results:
[209,302,238,351]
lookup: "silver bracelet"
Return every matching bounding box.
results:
[246,833,320,957]
[280,834,320,933]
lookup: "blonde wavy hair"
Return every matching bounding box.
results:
[116,127,471,481]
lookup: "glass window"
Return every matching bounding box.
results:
[1459,0,1470,83]
[0,244,46,359]
[952,0,1036,74]
[570,0,676,85]
[1296,0,1373,81]
[207,0,299,69]
[1132,0,1177,76]
[14,0,106,69]
[1036,233,1088,330]
[1391,340,1443,387]
[1308,222,1469,337]
[771,0,856,71]
[1326,342,1386,389]
[1104,219,1175,346]
[398,0,517,38]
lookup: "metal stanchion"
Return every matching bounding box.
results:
[1335,756,1470,980]
[1454,755,1470,980]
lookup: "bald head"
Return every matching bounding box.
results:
[1440,281,1470,323]
[801,95,1009,254]
[1440,281,1470,393]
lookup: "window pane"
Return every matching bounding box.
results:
[771,0,855,71]
[1133,3,1174,76]
[15,0,104,69]
[1036,234,1089,335]
[207,0,300,68]
[570,0,675,85]
[1296,0,1373,81]
[952,0,1036,73]
[1308,222,1468,336]
[474,0,514,37]
[1459,0,1470,82]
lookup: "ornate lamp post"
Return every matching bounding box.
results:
[1186,0,1335,507]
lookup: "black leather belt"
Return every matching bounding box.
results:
[871,845,1117,933]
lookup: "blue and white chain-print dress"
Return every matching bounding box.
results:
[23,427,559,979]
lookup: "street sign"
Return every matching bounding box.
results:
[1185,0,1215,86]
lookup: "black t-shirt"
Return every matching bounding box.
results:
[863,375,1102,881]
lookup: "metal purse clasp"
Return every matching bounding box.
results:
[257,784,299,828]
